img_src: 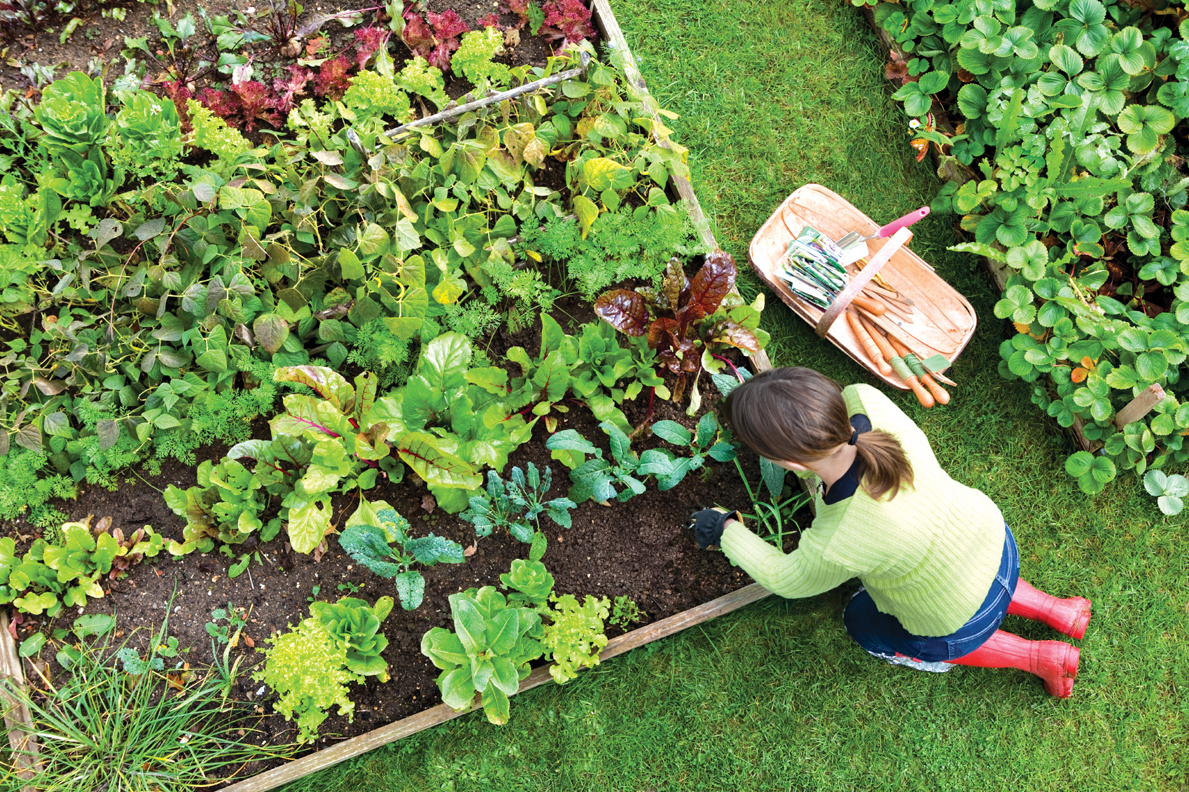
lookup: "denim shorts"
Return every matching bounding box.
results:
[842,524,1019,663]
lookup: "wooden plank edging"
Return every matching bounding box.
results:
[217,583,772,792]
[0,610,41,792]
[590,0,772,373]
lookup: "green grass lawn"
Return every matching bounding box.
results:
[277,2,1188,789]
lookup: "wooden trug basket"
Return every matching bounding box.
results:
[748,184,977,390]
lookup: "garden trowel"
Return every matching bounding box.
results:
[836,207,931,266]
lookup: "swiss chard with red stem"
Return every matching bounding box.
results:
[594,251,768,410]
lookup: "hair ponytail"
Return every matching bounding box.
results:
[852,429,913,500]
[724,367,913,500]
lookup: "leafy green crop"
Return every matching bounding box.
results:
[420,585,546,725]
[595,252,768,410]
[545,421,647,504]
[0,515,162,617]
[638,413,736,491]
[542,592,609,684]
[254,617,362,744]
[338,501,465,610]
[461,462,577,543]
[308,595,395,680]
[453,28,513,93]
[33,72,108,156]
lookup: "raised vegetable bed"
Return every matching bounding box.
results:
[0,2,790,789]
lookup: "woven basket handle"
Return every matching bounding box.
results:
[814,227,911,338]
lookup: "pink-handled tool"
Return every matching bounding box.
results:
[836,207,930,250]
[835,206,930,266]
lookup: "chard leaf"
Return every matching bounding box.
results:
[594,290,649,336]
[274,366,355,413]
[287,498,331,554]
[688,250,735,318]
[271,394,353,440]
[397,432,482,490]
[418,333,472,395]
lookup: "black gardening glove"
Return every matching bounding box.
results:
[690,508,740,550]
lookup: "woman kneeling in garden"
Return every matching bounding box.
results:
[693,367,1090,697]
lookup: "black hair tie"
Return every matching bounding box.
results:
[848,429,858,446]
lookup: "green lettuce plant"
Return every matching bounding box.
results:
[163,457,279,555]
[33,72,108,156]
[308,595,395,680]
[541,592,609,684]
[254,616,361,744]
[420,585,546,725]
[254,595,394,744]
[0,515,162,617]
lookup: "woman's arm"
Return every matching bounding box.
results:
[718,516,854,598]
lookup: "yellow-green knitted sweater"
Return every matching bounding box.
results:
[720,384,1006,637]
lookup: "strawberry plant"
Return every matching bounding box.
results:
[876,0,1189,493]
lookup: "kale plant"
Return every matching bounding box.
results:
[460,462,577,544]
[638,413,736,491]
[337,502,465,610]
[545,422,647,504]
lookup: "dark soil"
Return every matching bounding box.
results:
[4,372,804,783]
[0,1,798,785]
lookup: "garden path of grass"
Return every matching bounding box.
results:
[278,1,1188,789]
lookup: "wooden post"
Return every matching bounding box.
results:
[0,611,41,792]
[216,583,772,792]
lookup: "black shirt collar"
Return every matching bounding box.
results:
[821,413,872,505]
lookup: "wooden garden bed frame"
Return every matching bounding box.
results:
[0,3,776,789]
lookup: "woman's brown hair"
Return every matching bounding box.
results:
[723,367,913,500]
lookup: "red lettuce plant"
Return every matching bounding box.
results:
[198,81,283,133]
[354,26,390,68]
[315,55,353,100]
[401,6,468,71]
[541,0,594,44]
[594,251,765,405]
[274,65,313,115]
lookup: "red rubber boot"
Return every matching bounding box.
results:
[946,630,1080,698]
[1008,578,1092,639]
